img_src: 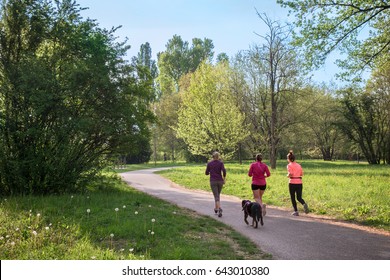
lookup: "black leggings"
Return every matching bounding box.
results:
[289,183,306,212]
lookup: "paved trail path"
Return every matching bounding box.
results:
[121,168,390,260]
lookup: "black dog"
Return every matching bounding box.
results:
[242,200,263,228]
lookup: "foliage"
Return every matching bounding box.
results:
[277,0,390,79]
[153,35,215,161]
[301,86,342,161]
[366,63,390,164]
[0,0,154,195]
[337,85,387,164]
[157,35,214,93]
[176,62,248,159]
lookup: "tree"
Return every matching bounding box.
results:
[245,13,303,169]
[176,62,248,159]
[365,63,390,163]
[157,35,214,93]
[303,87,341,161]
[154,35,214,161]
[338,87,382,164]
[277,0,390,77]
[132,42,158,85]
[0,0,154,195]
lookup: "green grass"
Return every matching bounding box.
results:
[0,172,271,260]
[110,160,192,173]
[157,160,390,231]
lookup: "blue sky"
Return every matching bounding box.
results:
[77,0,337,83]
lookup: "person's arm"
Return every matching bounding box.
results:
[248,164,253,177]
[222,163,226,182]
[265,166,271,178]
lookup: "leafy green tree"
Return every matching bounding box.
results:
[157,35,214,93]
[176,62,248,159]
[302,87,342,161]
[338,87,382,164]
[0,0,153,195]
[365,63,390,164]
[132,42,158,98]
[277,0,390,77]
[154,35,214,161]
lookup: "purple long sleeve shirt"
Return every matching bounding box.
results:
[205,160,226,181]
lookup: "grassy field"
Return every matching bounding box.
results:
[157,160,390,231]
[0,171,270,260]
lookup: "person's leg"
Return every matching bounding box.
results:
[296,184,305,205]
[296,184,309,213]
[217,181,224,217]
[217,181,223,207]
[259,187,266,216]
[289,184,298,212]
[252,189,261,204]
[210,182,220,212]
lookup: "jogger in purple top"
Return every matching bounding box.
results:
[205,152,226,217]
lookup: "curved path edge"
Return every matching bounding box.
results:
[120,168,390,260]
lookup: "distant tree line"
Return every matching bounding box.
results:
[150,2,389,166]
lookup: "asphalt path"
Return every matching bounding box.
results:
[120,168,390,260]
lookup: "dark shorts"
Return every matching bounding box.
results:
[251,184,266,191]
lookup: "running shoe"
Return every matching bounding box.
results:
[304,203,309,214]
[292,211,299,216]
[218,208,223,217]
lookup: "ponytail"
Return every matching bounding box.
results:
[287,150,295,162]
